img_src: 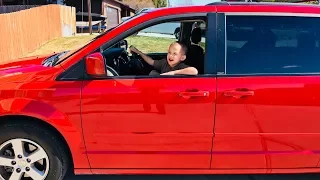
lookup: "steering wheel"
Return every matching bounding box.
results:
[129,51,144,70]
[101,55,119,76]
[105,50,131,75]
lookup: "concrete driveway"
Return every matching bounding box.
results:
[67,174,320,180]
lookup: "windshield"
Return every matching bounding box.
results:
[53,12,146,66]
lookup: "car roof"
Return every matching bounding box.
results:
[141,2,320,16]
[143,1,320,12]
[207,1,320,7]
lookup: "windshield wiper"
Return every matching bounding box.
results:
[50,51,69,66]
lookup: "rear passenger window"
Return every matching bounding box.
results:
[226,15,320,75]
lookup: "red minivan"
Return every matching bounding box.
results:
[1,2,320,180]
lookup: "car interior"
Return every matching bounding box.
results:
[98,19,207,77]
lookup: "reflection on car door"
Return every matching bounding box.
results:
[212,13,320,169]
[80,11,218,170]
[81,76,216,168]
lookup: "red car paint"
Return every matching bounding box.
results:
[213,76,320,169]
[81,77,216,169]
[85,53,107,75]
[1,2,320,175]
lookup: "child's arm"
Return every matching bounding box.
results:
[129,46,155,66]
[161,67,198,75]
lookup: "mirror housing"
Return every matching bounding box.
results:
[85,52,106,76]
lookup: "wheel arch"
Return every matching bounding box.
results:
[0,98,90,170]
[0,115,75,171]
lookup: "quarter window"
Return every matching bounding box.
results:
[225,15,320,75]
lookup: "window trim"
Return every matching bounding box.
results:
[57,12,218,81]
[64,12,217,81]
[217,12,320,77]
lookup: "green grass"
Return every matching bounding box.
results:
[200,42,206,50]
[126,35,177,53]
[126,35,206,53]
[25,34,97,57]
[24,34,205,57]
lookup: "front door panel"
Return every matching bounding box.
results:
[81,77,216,168]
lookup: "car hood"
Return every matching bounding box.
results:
[0,53,55,69]
[0,64,49,76]
[0,53,56,79]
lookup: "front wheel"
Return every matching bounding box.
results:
[0,122,70,180]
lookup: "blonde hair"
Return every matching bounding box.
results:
[170,41,188,55]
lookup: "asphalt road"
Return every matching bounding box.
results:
[66,174,320,180]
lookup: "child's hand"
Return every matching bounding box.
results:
[129,45,139,54]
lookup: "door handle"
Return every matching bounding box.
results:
[224,89,254,98]
[179,91,210,99]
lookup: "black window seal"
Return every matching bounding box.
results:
[216,13,226,76]
[56,58,85,81]
[206,12,218,76]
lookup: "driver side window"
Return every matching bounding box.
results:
[126,22,181,54]
[100,18,207,77]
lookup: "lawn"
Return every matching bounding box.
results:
[24,34,205,57]
[126,35,176,53]
[25,34,97,57]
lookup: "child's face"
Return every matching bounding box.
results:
[167,43,186,67]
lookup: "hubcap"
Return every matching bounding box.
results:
[0,139,50,180]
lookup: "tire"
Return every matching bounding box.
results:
[0,122,70,180]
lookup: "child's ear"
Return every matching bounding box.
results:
[180,55,186,61]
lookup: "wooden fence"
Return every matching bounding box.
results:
[0,4,76,64]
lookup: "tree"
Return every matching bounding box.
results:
[152,0,167,8]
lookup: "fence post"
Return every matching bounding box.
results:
[88,0,92,34]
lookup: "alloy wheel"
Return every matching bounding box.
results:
[0,138,50,180]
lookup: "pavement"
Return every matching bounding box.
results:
[67,174,320,180]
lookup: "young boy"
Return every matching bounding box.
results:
[129,41,198,75]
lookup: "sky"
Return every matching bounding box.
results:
[167,0,222,7]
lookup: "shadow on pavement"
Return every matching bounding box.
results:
[66,174,320,180]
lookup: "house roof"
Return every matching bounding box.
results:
[111,0,136,11]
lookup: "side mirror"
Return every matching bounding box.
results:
[85,52,106,76]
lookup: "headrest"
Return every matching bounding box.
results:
[191,28,202,44]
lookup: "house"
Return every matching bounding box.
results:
[64,0,136,32]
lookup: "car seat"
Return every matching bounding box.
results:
[185,27,205,74]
